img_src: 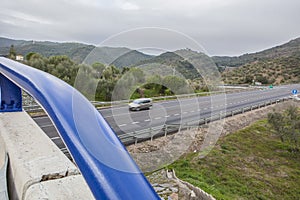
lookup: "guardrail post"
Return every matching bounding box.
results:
[0,73,22,112]
[164,125,168,137]
[150,128,153,142]
[219,112,222,120]
[134,132,138,145]
[187,123,191,130]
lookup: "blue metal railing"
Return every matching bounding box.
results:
[0,57,160,200]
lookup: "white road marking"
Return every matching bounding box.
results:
[144,119,151,122]
[174,113,180,116]
[119,124,127,127]
[154,117,162,120]
[132,122,139,124]
[51,137,61,140]
[40,124,53,128]
[34,116,50,120]
[165,115,170,118]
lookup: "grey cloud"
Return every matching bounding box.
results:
[0,0,299,55]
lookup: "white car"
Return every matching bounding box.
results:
[129,98,153,111]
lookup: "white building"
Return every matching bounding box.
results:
[16,55,24,61]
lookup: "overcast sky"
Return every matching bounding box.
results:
[1,0,300,56]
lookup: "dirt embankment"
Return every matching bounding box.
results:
[126,101,300,199]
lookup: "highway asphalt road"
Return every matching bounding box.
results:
[31,84,300,155]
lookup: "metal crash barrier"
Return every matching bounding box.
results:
[0,57,159,200]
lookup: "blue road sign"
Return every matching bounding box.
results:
[292,89,298,95]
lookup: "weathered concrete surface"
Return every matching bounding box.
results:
[0,152,9,200]
[0,137,5,170]
[0,112,93,199]
[24,175,94,200]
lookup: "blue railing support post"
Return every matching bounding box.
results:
[0,73,22,112]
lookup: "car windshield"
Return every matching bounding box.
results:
[132,99,151,104]
[133,100,142,104]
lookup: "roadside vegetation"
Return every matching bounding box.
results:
[268,106,300,152]
[15,52,209,101]
[169,107,300,199]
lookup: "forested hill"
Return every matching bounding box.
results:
[0,37,153,66]
[0,37,94,63]
[213,37,300,67]
[219,37,300,85]
[2,36,300,84]
[2,36,299,68]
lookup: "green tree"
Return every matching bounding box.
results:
[92,62,106,79]
[102,65,120,80]
[26,52,36,61]
[244,75,253,84]
[162,75,190,94]
[256,75,269,84]
[145,75,163,94]
[27,53,47,71]
[268,106,300,152]
[9,45,16,59]
[268,111,286,142]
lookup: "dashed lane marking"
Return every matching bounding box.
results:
[51,137,61,140]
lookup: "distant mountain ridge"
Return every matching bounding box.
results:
[135,51,200,79]
[84,47,153,67]
[1,36,299,82]
[111,50,153,68]
[0,37,95,63]
[2,36,299,68]
[0,37,153,65]
[0,37,29,47]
